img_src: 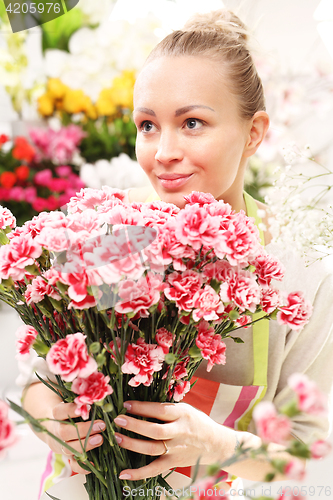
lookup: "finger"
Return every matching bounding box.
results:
[114,414,175,440]
[123,401,181,422]
[119,456,170,481]
[61,433,104,456]
[57,420,106,442]
[115,432,168,457]
[69,456,91,475]
[52,402,80,421]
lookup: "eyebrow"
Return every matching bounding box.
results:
[133,105,215,117]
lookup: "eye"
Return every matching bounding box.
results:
[140,121,155,133]
[185,118,203,130]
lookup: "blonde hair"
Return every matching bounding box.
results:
[144,9,265,120]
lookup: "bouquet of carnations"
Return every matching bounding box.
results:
[0,189,312,500]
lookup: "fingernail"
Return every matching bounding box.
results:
[93,422,106,432]
[115,434,122,444]
[89,434,103,446]
[123,402,132,411]
[119,473,131,480]
[114,417,127,426]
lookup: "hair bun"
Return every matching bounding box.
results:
[183,9,249,44]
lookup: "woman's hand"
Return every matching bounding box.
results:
[45,402,106,474]
[114,401,237,481]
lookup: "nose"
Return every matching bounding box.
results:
[155,130,184,164]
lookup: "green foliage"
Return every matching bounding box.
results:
[41,7,83,52]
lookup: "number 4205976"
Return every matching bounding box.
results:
[6,3,61,14]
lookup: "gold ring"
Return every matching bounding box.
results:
[61,445,72,456]
[161,440,169,456]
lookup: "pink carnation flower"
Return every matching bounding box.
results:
[15,325,38,359]
[288,373,328,416]
[0,400,17,459]
[25,275,61,305]
[115,273,163,318]
[261,287,281,314]
[277,291,313,330]
[72,372,113,421]
[253,401,291,445]
[164,270,202,312]
[0,206,16,230]
[252,252,285,287]
[284,458,306,481]
[174,203,220,251]
[192,285,224,322]
[171,380,191,402]
[121,338,164,387]
[183,191,216,205]
[196,321,226,372]
[0,234,42,280]
[155,328,174,354]
[219,270,260,313]
[310,440,332,459]
[46,332,98,382]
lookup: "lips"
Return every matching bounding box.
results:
[157,173,193,180]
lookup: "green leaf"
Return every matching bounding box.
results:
[264,472,276,482]
[229,336,245,344]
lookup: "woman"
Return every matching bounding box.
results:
[22,9,333,495]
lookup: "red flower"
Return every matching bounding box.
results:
[171,380,190,402]
[72,372,113,421]
[15,165,30,181]
[196,322,226,372]
[155,327,174,354]
[12,137,35,163]
[0,172,16,189]
[0,134,9,145]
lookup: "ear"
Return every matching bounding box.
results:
[243,111,270,158]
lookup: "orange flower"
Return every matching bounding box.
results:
[0,172,16,189]
[15,165,30,181]
[12,137,35,163]
[0,134,9,145]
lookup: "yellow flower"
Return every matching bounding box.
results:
[37,92,54,117]
[111,70,136,109]
[62,89,94,115]
[96,88,117,117]
[47,78,69,100]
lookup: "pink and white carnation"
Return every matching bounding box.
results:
[155,328,174,354]
[164,269,202,312]
[170,380,191,402]
[174,203,220,251]
[46,332,98,382]
[310,440,332,459]
[24,211,67,239]
[288,373,328,416]
[121,338,164,387]
[261,287,281,314]
[0,234,42,280]
[72,372,113,421]
[183,191,216,206]
[196,321,226,372]
[67,186,126,214]
[277,291,313,330]
[253,401,291,445]
[15,325,38,359]
[115,272,163,317]
[192,285,224,322]
[25,275,61,305]
[0,400,17,459]
[219,270,260,313]
[235,315,252,328]
[284,458,306,481]
[252,252,285,287]
[0,206,16,230]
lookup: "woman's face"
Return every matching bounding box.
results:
[133,55,252,209]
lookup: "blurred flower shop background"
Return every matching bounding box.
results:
[1,0,333,498]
